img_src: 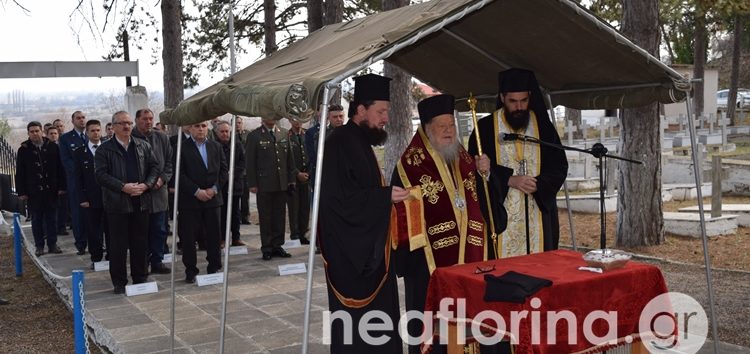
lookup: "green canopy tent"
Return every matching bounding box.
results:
[160,0,718,352]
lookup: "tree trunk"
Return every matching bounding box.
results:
[692,13,707,118]
[308,0,323,33]
[324,0,344,25]
[323,0,344,104]
[565,107,582,139]
[382,0,411,183]
[161,0,184,135]
[264,0,278,55]
[727,15,743,126]
[616,0,663,247]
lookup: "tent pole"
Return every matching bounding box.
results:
[169,127,184,354]
[684,95,720,353]
[218,7,238,353]
[545,93,576,250]
[302,84,334,354]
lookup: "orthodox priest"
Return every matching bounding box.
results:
[392,94,493,354]
[469,68,568,258]
[319,73,409,353]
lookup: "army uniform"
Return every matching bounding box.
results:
[286,128,310,242]
[16,137,65,253]
[245,124,295,258]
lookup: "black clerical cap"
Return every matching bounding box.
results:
[353,73,392,102]
[498,68,536,93]
[418,94,455,126]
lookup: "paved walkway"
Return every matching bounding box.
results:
[13,198,335,354]
[10,208,750,354]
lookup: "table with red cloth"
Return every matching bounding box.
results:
[423,249,668,354]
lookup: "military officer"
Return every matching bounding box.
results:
[245,117,295,260]
[286,118,310,244]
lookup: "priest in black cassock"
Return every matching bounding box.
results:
[469,68,568,258]
[319,73,409,353]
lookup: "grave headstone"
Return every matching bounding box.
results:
[718,112,730,145]
[565,119,577,146]
[599,117,607,143]
[580,120,589,141]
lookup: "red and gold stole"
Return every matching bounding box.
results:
[393,127,486,274]
[493,109,544,257]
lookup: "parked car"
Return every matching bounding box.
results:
[716,88,750,108]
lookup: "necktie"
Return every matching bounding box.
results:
[92,144,98,150]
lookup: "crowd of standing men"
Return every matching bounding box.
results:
[15,108,340,293]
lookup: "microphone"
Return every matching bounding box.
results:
[499,132,522,141]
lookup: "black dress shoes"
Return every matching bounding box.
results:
[151,264,171,274]
[35,248,44,257]
[185,274,196,284]
[49,246,63,254]
[76,248,85,255]
[272,247,292,258]
[299,236,310,245]
[113,286,126,294]
[262,252,273,261]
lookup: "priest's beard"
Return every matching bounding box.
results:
[427,130,460,165]
[358,120,388,146]
[506,108,531,131]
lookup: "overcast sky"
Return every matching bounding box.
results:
[0,0,233,98]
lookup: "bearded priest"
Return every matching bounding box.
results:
[468,68,568,258]
[392,94,493,354]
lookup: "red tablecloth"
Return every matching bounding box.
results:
[424,249,668,354]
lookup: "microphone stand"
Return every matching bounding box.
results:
[505,134,642,251]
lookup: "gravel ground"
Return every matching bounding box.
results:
[0,232,101,353]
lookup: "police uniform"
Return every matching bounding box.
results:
[245,124,295,259]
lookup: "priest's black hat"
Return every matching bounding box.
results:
[353,73,392,102]
[418,94,455,126]
[498,68,536,93]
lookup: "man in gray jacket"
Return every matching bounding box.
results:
[132,108,174,274]
[95,111,160,294]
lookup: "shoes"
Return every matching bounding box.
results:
[299,236,310,245]
[35,248,44,257]
[231,240,246,247]
[185,275,196,284]
[240,219,250,225]
[0,297,9,305]
[207,268,222,274]
[113,286,126,294]
[262,252,272,261]
[272,247,292,258]
[76,248,86,255]
[49,246,63,254]
[132,278,148,285]
[151,264,171,274]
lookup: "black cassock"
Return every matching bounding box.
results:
[468,111,568,255]
[319,120,402,353]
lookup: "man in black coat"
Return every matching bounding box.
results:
[319,74,408,353]
[16,121,66,256]
[74,120,108,267]
[215,121,246,247]
[178,121,228,283]
[95,111,160,294]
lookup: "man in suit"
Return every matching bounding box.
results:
[16,121,66,256]
[95,111,159,294]
[246,117,295,260]
[74,120,108,267]
[46,125,69,236]
[215,121,246,247]
[178,121,228,283]
[286,118,310,244]
[132,108,174,274]
[59,111,88,255]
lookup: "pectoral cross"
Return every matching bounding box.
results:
[518,159,527,176]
